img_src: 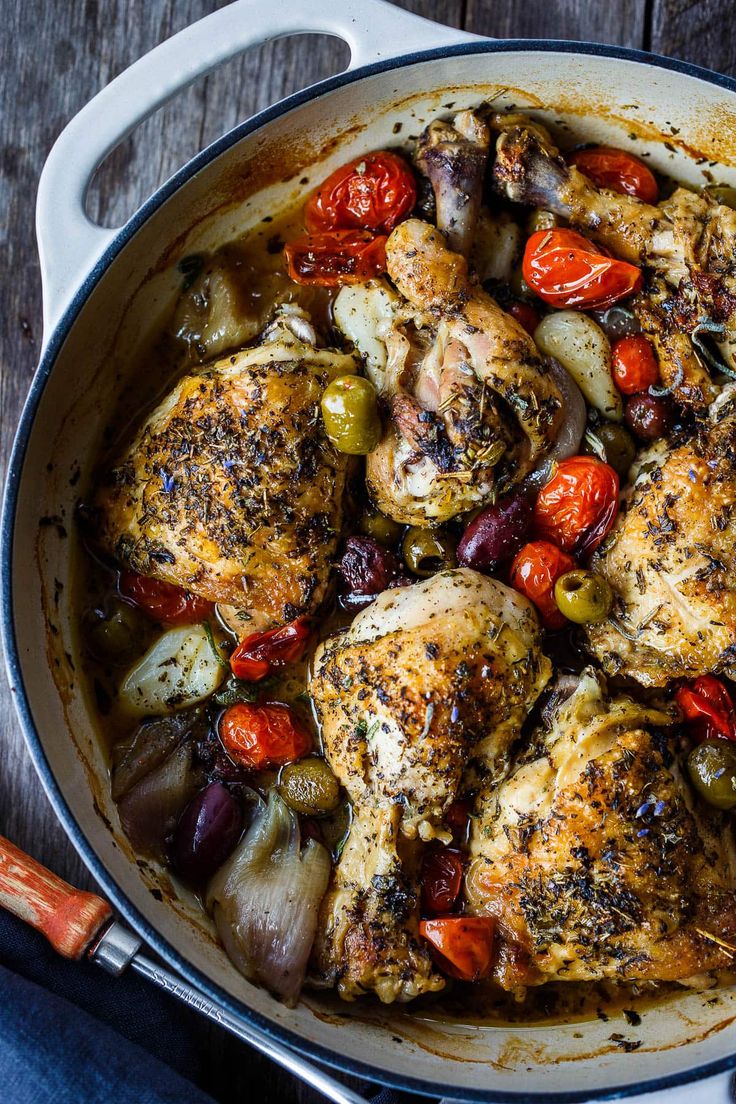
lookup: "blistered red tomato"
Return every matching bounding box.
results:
[676,675,736,743]
[230,617,311,682]
[507,300,541,335]
[611,334,660,395]
[305,151,416,234]
[419,916,495,982]
[510,540,577,629]
[219,702,312,770]
[421,846,464,915]
[284,230,387,286]
[522,228,643,310]
[534,456,620,557]
[118,571,212,624]
[569,147,659,204]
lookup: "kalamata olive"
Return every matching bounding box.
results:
[688,739,736,810]
[591,305,640,341]
[278,757,341,816]
[171,781,243,885]
[321,375,381,454]
[388,575,414,590]
[338,536,399,598]
[457,493,532,573]
[554,570,613,624]
[402,527,457,577]
[624,393,675,441]
[359,506,403,546]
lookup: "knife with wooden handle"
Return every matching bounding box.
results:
[0,834,368,1104]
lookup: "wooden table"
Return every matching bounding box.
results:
[0,1,733,1100]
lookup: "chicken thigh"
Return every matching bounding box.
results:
[338,220,563,525]
[310,568,550,1002]
[466,670,736,993]
[94,309,357,635]
[585,384,736,687]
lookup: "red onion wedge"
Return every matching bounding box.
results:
[207,790,331,1006]
[524,358,587,492]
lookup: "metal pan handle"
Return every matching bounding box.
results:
[36,0,478,339]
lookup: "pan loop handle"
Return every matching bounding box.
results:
[36,0,479,341]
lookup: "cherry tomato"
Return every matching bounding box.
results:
[118,571,212,625]
[419,916,495,982]
[230,617,311,682]
[676,675,736,743]
[510,540,577,629]
[421,846,464,915]
[611,334,660,395]
[219,702,312,770]
[569,147,659,204]
[522,228,643,310]
[507,300,541,335]
[305,151,417,235]
[534,456,620,557]
[284,231,387,286]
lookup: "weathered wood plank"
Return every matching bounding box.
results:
[651,0,736,76]
[465,0,647,47]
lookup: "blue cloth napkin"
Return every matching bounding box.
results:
[0,908,422,1104]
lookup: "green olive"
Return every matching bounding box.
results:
[687,739,736,810]
[321,375,381,455]
[402,527,457,577]
[509,266,533,300]
[278,757,341,816]
[554,570,613,625]
[704,184,736,210]
[586,423,637,477]
[85,601,142,662]
[527,208,558,233]
[359,506,403,546]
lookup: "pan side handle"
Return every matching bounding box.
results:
[0,834,112,958]
[36,0,480,341]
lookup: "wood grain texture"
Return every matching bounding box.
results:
[0,835,111,958]
[465,0,646,44]
[0,1,733,1101]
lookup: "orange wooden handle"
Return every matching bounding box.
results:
[0,835,112,959]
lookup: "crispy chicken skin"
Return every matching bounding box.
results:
[491,114,736,377]
[466,670,736,993]
[362,219,563,525]
[310,569,550,1002]
[585,385,736,687]
[94,311,357,635]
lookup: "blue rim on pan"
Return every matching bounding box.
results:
[4,38,736,1104]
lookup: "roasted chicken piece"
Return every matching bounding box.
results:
[310,568,550,1002]
[491,113,736,378]
[466,670,736,993]
[633,277,718,411]
[585,384,736,687]
[344,220,563,525]
[94,309,357,635]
